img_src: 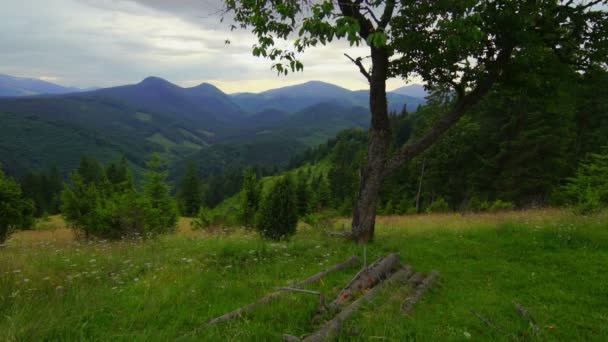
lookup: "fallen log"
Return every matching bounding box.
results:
[401,270,440,314]
[179,255,360,338]
[330,253,400,310]
[407,272,425,288]
[303,267,412,342]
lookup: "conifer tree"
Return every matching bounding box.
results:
[239,168,261,227]
[142,155,179,236]
[256,176,298,240]
[295,172,310,216]
[177,162,203,217]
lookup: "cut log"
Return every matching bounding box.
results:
[401,270,440,314]
[179,255,360,338]
[407,272,425,288]
[330,253,400,310]
[303,267,412,342]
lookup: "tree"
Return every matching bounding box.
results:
[223,0,607,242]
[141,155,179,236]
[256,176,298,240]
[239,168,261,227]
[563,149,608,214]
[295,171,311,216]
[0,169,34,244]
[177,162,203,217]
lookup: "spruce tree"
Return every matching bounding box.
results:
[256,176,298,241]
[142,155,179,236]
[177,162,203,217]
[295,173,310,216]
[239,168,261,228]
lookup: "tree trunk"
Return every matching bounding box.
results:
[351,48,391,243]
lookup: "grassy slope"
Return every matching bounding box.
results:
[1,210,607,341]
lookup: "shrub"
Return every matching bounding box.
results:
[302,209,339,229]
[488,200,515,212]
[563,151,608,214]
[0,169,34,244]
[256,176,298,240]
[191,206,213,230]
[425,198,450,213]
[61,155,177,239]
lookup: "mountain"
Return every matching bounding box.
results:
[0,77,247,174]
[188,102,370,176]
[392,84,428,99]
[0,74,82,97]
[91,77,244,125]
[0,77,425,178]
[231,81,425,114]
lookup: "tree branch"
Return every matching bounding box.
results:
[383,46,514,176]
[345,53,371,81]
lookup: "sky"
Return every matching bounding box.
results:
[0,0,418,93]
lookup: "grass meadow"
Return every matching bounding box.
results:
[1,209,607,341]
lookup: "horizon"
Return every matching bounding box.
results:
[1,72,425,95]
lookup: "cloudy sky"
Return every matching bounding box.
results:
[1,0,417,93]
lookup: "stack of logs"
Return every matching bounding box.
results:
[180,253,440,341]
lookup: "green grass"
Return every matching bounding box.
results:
[1,210,607,341]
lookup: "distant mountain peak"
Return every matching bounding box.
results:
[139,76,177,88]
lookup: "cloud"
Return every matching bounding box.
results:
[0,0,414,92]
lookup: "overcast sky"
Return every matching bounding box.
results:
[1,0,419,93]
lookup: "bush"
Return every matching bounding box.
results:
[0,169,34,244]
[563,151,608,214]
[302,209,339,229]
[488,200,515,212]
[61,156,177,239]
[256,176,298,240]
[191,206,213,230]
[425,198,450,213]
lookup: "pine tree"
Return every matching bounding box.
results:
[239,168,261,227]
[177,162,203,217]
[256,176,298,240]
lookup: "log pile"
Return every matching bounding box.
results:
[181,253,441,341]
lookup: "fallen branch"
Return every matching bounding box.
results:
[327,231,351,238]
[401,270,440,314]
[277,287,322,296]
[179,256,360,338]
[470,310,513,337]
[304,267,412,342]
[514,302,540,334]
[330,253,400,311]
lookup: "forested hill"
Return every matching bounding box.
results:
[0,76,425,176]
[278,68,608,212]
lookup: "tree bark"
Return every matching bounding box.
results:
[351,47,392,243]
